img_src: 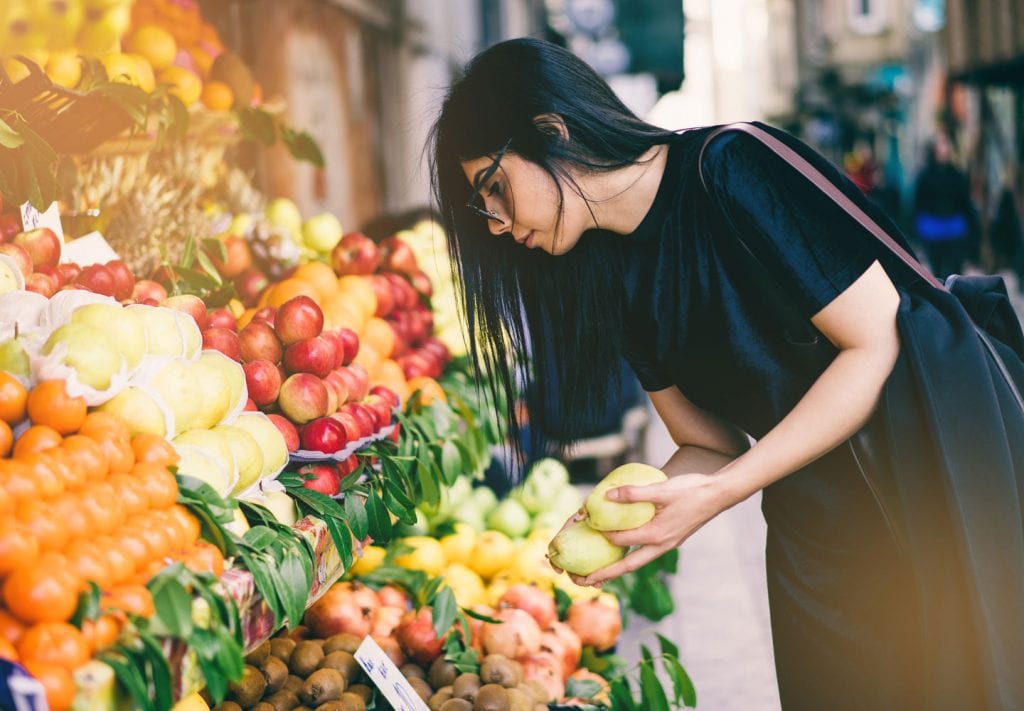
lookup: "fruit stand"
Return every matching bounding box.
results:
[0,3,694,710]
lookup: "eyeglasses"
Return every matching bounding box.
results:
[465,139,512,223]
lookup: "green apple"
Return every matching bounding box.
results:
[147,358,203,433]
[0,338,30,380]
[547,520,625,577]
[301,213,342,253]
[71,303,147,370]
[585,463,667,531]
[42,323,122,390]
[211,424,264,495]
[230,412,289,481]
[471,486,498,515]
[174,444,232,497]
[97,387,169,437]
[265,198,302,237]
[126,304,184,357]
[451,500,486,532]
[485,498,532,539]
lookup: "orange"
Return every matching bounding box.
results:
[133,462,178,509]
[49,493,93,542]
[336,275,377,321]
[13,425,63,458]
[81,615,120,653]
[16,622,90,669]
[60,435,109,482]
[2,559,81,623]
[109,472,150,516]
[184,540,225,577]
[293,261,340,299]
[78,485,124,536]
[126,515,172,561]
[0,372,28,424]
[22,660,75,711]
[406,376,447,406]
[17,499,70,552]
[20,453,66,499]
[320,292,365,332]
[91,536,135,586]
[0,485,11,517]
[0,519,40,575]
[0,609,26,646]
[236,308,258,330]
[0,420,12,457]
[102,585,155,619]
[26,380,87,435]
[0,459,41,502]
[131,433,179,467]
[200,79,234,111]
[116,528,151,570]
[167,504,201,548]
[63,540,113,591]
[264,278,319,308]
[186,46,214,79]
[0,638,17,662]
[80,412,135,473]
[353,344,382,379]
[46,450,86,492]
[146,508,185,552]
[363,317,396,359]
[124,25,177,71]
[157,66,202,105]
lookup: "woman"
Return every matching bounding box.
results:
[429,38,1023,709]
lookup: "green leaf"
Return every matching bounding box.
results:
[609,677,637,711]
[344,493,369,540]
[382,479,417,526]
[440,440,463,485]
[640,644,654,664]
[566,677,604,700]
[326,515,355,572]
[0,119,24,149]
[100,650,154,711]
[461,608,502,624]
[136,630,174,710]
[657,634,679,661]
[417,451,441,509]
[554,587,573,621]
[180,234,196,269]
[431,586,458,638]
[420,577,443,608]
[278,555,312,628]
[149,578,193,638]
[664,654,697,708]
[366,488,393,543]
[195,248,224,285]
[203,236,228,261]
[71,582,103,626]
[242,525,278,550]
[240,550,285,627]
[280,125,325,167]
[629,575,675,621]
[639,660,670,711]
[237,107,277,145]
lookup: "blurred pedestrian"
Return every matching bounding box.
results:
[429,38,1024,709]
[911,133,978,279]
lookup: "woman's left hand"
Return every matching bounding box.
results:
[569,472,727,587]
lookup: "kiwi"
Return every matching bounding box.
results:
[429,685,454,710]
[428,657,458,689]
[474,684,510,711]
[245,641,272,666]
[439,699,474,711]
[338,692,367,711]
[504,688,532,711]
[263,690,301,711]
[520,680,548,703]
[214,703,243,711]
[312,704,343,711]
[480,656,520,688]
[345,684,372,704]
[290,641,326,678]
[452,673,481,700]
[283,676,305,695]
[320,651,361,682]
[301,668,346,706]
[251,704,276,711]
[262,656,290,694]
[271,638,297,664]
[401,662,427,680]
[229,665,267,708]
[409,676,433,702]
[323,633,362,655]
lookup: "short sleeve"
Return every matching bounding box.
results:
[622,339,673,392]
[701,127,877,318]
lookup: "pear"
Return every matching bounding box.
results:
[41,322,122,390]
[585,463,667,531]
[246,490,298,527]
[148,359,203,432]
[174,444,232,497]
[0,338,31,380]
[71,303,146,370]
[212,424,264,495]
[97,387,169,437]
[174,429,239,492]
[0,256,24,294]
[547,521,625,577]
[185,356,232,429]
[126,304,184,357]
[231,412,289,481]
[198,350,245,415]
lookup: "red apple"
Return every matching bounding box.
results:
[340,402,375,438]
[324,380,339,414]
[421,337,451,364]
[162,294,209,330]
[283,336,335,378]
[324,370,350,405]
[14,228,61,268]
[330,232,380,275]
[399,353,433,380]
[364,394,393,428]
[35,265,63,286]
[267,413,300,452]
[299,463,341,496]
[25,272,57,297]
[328,410,361,442]
[210,235,252,279]
[56,263,81,284]
[131,279,167,303]
[150,264,179,290]
[334,368,359,405]
[234,268,268,307]
[409,270,433,298]
[369,385,400,409]
[239,322,283,364]
[384,272,418,310]
[321,330,347,368]
[75,264,116,297]
[0,214,21,242]
[337,454,360,479]
[347,363,370,401]
[337,328,359,366]
[300,417,348,454]
[370,275,395,317]
[379,236,418,276]
[251,306,277,327]
[244,398,257,411]
[0,243,32,278]
[278,373,330,424]
[243,360,282,406]
[275,296,324,345]
[202,327,242,360]
[104,260,135,301]
[207,308,237,331]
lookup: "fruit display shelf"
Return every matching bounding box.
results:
[289,423,396,464]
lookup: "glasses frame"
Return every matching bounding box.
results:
[465,138,513,223]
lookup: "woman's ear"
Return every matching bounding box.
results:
[533,113,569,142]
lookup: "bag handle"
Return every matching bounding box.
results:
[697,122,946,291]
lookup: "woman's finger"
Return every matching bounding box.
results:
[580,544,669,586]
[605,480,671,506]
[603,520,663,547]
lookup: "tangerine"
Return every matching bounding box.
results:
[293,261,340,299]
[184,540,225,577]
[352,344,382,379]
[157,66,202,105]
[406,376,447,406]
[264,278,319,308]
[0,519,40,575]
[60,435,109,482]
[13,425,63,458]
[0,420,12,457]
[0,485,11,517]
[80,412,134,473]
[0,460,39,502]
[63,540,113,591]
[78,485,124,535]
[134,462,178,509]
[166,504,201,548]
[0,609,26,646]
[131,433,179,467]
[80,614,120,653]
[91,536,135,586]
[2,559,81,623]
[22,660,75,711]
[49,493,93,542]
[0,637,17,662]
[17,499,70,552]
[108,472,149,517]
[46,450,86,492]
[102,585,155,619]
[16,622,90,669]
[200,79,234,111]
[362,317,396,359]
[26,380,87,435]
[336,275,377,321]
[20,453,66,499]
[0,372,28,424]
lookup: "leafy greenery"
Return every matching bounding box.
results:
[583,634,696,710]
[603,549,679,623]
[154,233,237,307]
[237,107,324,167]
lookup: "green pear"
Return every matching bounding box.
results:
[174,444,232,497]
[471,485,498,514]
[42,322,122,390]
[230,412,289,481]
[0,338,30,380]
[185,356,232,430]
[71,303,147,370]
[174,311,202,360]
[97,387,169,437]
[199,351,245,413]
[585,463,667,531]
[148,359,203,432]
[126,304,184,357]
[174,429,238,492]
[486,498,532,539]
[211,424,264,494]
[547,520,625,576]
[0,257,23,294]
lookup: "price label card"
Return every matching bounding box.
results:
[19,201,64,241]
[354,636,429,711]
[61,232,121,266]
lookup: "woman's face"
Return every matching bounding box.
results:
[461,152,590,255]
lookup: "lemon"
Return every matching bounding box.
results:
[393,536,446,576]
[440,523,476,566]
[172,692,210,711]
[351,545,386,576]
[124,24,177,71]
[468,530,516,580]
[99,52,141,86]
[45,51,81,88]
[128,53,155,92]
[442,563,486,607]
[158,66,202,106]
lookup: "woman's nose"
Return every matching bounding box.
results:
[486,213,510,236]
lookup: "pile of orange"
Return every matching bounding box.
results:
[0,376,222,710]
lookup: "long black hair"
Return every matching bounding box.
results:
[427,37,676,468]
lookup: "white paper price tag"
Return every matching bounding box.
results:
[60,232,121,266]
[354,636,429,711]
[19,201,64,241]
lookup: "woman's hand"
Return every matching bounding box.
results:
[568,472,727,587]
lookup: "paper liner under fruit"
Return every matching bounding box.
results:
[289,423,397,464]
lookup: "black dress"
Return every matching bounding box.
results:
[618,125,944,709]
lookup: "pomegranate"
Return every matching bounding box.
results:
[566,599,621,652]
[467,605,494,654]
[541,621,582,679]
[373,635,406,667]
[371,605,405,637]
[499,583,557,630]
[344,581,382,618]
[568,669,610,705]
[395,607,445,665]
[517,651,565,701]
[482,608,542,659]
[378,584,411,609]
[304,584,373,638]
